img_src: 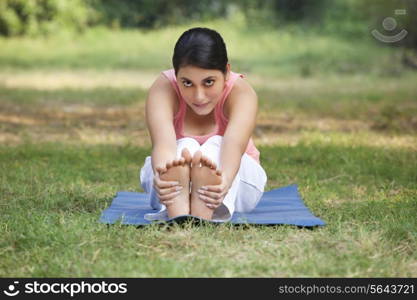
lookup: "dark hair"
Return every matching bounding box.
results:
[172,27,228,76]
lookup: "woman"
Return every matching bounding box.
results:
[140,27,267,222]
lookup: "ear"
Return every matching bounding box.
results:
[225,63,231,81]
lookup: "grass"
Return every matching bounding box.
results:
[1,142,416,277]
[0,17,416,277]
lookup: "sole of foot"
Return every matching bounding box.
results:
[190,150,222,220]
[158,148,192,218]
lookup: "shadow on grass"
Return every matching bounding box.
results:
[107,217,320,230]
[0,85,146,106]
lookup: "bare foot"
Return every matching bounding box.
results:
[158,148,192,218]
[190,150,222,220]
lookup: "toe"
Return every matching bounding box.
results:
[181,148,193,165]
[204,156,211,166]
[192,150,202,168]
[157,166,167,175]
[207,159,213,168]
[202,156,214,169]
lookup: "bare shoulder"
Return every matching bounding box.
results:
[148,72,179,114]
[151,72,174,92]
[224,76,257,118]
[233,76,256,95]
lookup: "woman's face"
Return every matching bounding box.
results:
[177,64,230,116]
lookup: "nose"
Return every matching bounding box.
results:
[194,87,206,103]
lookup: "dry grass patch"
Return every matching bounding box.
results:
[0,70,159,90]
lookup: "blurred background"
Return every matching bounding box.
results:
[0,0,416,148]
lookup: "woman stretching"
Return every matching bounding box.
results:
[140,27,267,222]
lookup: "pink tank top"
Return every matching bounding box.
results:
[161,68,261,164]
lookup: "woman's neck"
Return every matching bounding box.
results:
[186,105,215,123]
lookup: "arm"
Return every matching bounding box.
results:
[219,80,258,188]
[145,73,178,175]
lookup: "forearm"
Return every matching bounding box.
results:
[219,138,246,188]
[151,145,177,176]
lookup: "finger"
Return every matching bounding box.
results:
[158,191,181,200]
[206,203,215,209]
[198,190,220,199]
[198,194,219,205]
[159,190,181,201]
[159,185,183,195]
[161,200,174,206]
[166,161,172,169]
[201,185,222,193]
[216,170,222,176]
[206,203,219,209]
[173,159,180,167]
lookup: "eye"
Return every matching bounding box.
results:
[182,80,214,87]
[182,81,192,87]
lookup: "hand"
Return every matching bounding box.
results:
[153,169,183,207]
[197,172,232,210]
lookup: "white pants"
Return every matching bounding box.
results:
[139,135,268,222]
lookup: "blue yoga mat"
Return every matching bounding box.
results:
[99,184,325,227]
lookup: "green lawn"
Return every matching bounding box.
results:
[0,19,416,277]
[0,15,406,77]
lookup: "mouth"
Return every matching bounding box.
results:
[193,102,209,108]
